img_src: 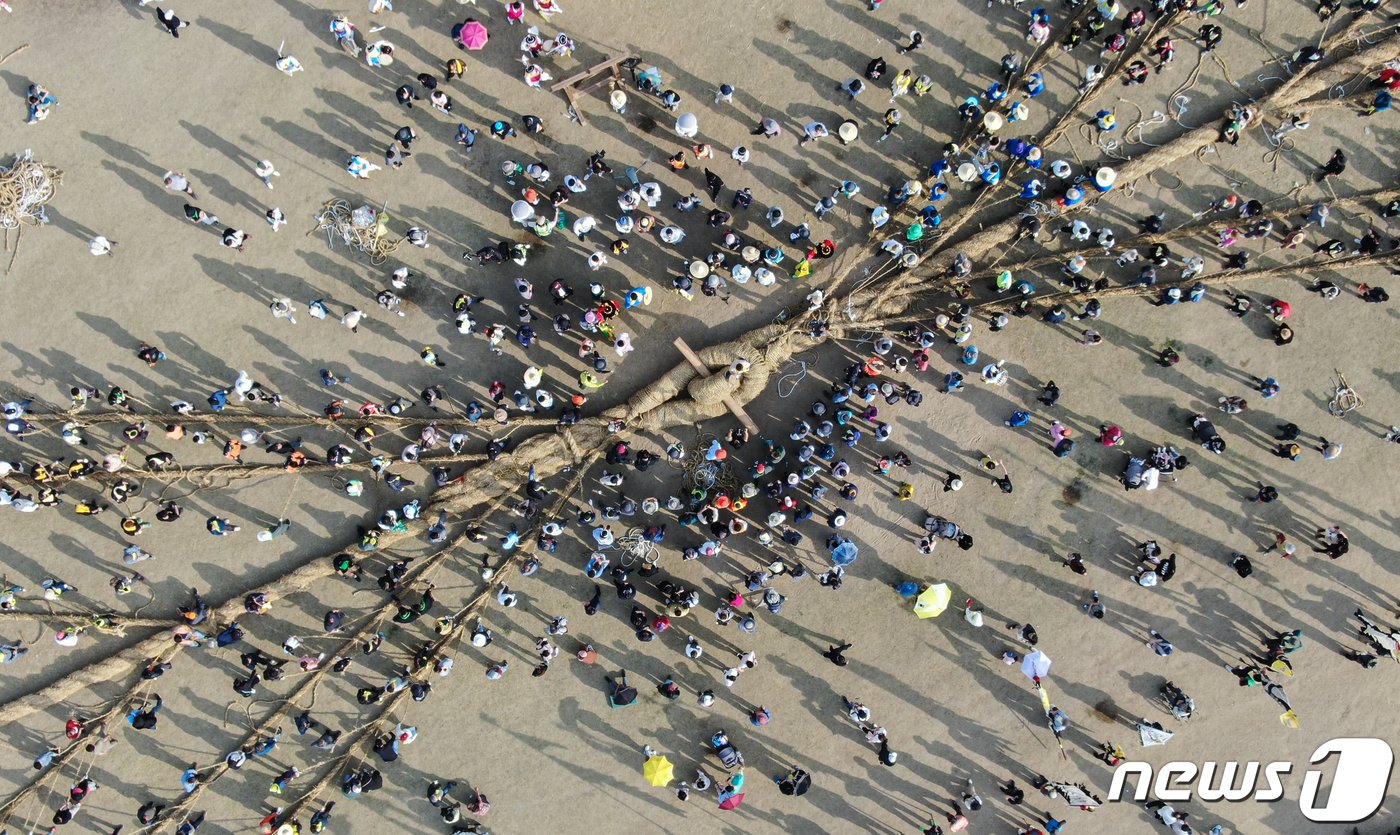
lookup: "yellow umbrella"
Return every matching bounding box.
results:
[913,583,952,618]
[644,755,675,787]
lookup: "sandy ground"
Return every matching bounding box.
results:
[0,0,1397,833]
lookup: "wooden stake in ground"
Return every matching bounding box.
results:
[672,337,760,437]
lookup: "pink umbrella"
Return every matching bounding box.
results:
[718,792,746,810]
[456,18,488,50]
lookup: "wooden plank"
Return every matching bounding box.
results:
[548,54,628,93]
[575,77,616,96]
[672,337,760,436]
[564,87,587,125]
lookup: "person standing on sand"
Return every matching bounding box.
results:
[1262,532,1295,557]
[1313,526,1348,558]
[156,7,191,37]
[25,82,58,123]
[347,155,380,179]
[163,171,196,198]
[877,108,902,141]
[1227,552,1254,578]
[221,228,249,252]
[184,204,219,226]
[1248,483,1279,503]
[126,695,163,730]
[878,737,897,766]
[1319,148,1346,179]
[255,159,279,188]
[1145,630,1174,656]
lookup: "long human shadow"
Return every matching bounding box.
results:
[99,159,189,224]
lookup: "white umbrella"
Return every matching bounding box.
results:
[1137,722,1174,746]
[1020,649,1052,682]
[674,112,698,138]
[1048,782,1101,808]
[510,200,535,224]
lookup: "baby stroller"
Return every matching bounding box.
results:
[1161,681,1195,721]
[710,730,745,772]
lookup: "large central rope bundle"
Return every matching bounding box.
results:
[0,150,61,230]
[310,199,402,265]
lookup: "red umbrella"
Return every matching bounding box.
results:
[456,18,488,50]
[718,792,746,810]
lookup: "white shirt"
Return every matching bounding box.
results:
[88,236,112,256]
[163,172,188,191]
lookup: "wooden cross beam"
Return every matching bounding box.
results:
[549,54,631,126]
[672,337,760,436]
